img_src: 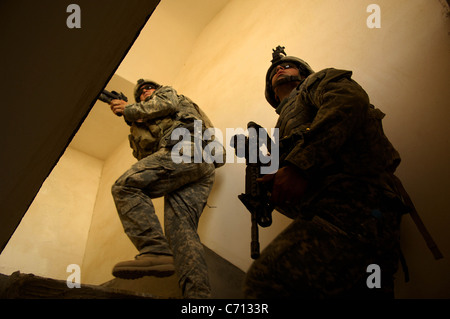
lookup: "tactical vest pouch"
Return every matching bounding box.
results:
[128,122,159,160]
[128,116,176,160]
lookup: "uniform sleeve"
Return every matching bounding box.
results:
[284,74,370,177]
[123,86,179,122]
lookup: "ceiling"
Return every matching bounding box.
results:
[69,0,230,161]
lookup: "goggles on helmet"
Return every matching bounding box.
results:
[269,62,299,80]
[137,84,157,97]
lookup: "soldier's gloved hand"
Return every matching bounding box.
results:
[109,99,127,116]
[257,165,308,205]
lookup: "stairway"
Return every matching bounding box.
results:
[0,246,245,299]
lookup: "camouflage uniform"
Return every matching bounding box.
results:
[112,85,222,298]
[244,68,405,298]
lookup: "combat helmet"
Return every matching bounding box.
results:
[134,78,162,102]
[265,46,314,108]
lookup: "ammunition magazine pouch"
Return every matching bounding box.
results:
[128,117,174,160]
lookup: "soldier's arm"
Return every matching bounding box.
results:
[284,73,370,177]
[123,86,179,122]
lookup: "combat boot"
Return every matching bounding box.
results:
[112,254,175,279]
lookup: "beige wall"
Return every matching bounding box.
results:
[115,0,230,85]
[0,147,103,280]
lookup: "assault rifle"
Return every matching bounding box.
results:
[98,89,128,117]
[98,89,128,104]
[231,122,274,259]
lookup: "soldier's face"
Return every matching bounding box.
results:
[139,84,156,101]
[271,63,300,87]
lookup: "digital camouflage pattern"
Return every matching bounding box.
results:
[124,86,222,164]
[112,86,220,298]
[244,68,405,298]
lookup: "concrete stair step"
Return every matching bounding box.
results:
[0,245,245,299]
[0,271,157,299]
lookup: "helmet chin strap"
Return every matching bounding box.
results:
[272,75,302,89]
